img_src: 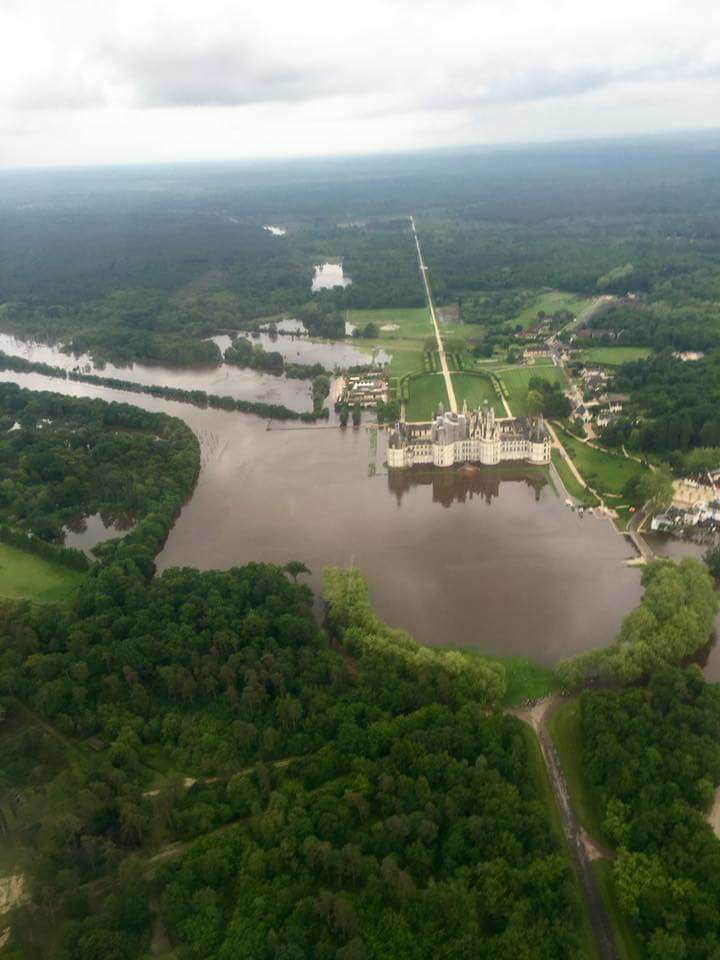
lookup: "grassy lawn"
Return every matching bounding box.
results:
[557,429,648,498]
[512,291,595,330]
[500,657,562,706]
[348,307,433,340]
[450,371,501,414]
[549,699,606,843]
[497,364,565,416]
[405,372,449,421]
[592,861,644,960]
[0,542,85,605]
[551,448,599,506]
[579,346,651,366]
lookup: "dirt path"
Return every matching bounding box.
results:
[409,216,457,413]
[510,697,619,960]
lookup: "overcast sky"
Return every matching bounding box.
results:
[2,0,720,169]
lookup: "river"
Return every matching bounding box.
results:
[0,351,648,665]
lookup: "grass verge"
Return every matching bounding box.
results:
[556,428,648,498]
[591,861,644,960]
[551,448,599,506]
[549,700,605,842]
[518,722,598,960]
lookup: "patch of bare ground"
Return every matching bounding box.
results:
[707,786,720,839]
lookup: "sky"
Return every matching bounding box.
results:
[2,0,720,169]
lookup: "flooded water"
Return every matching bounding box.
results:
[0,333,311,411]
[63,511,136,557]
[210,333,390,371]
[312,261,352,292]
[0,367,645,666]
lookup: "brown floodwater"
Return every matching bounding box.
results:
[0,366,647,666]
[63,510,136,557]
[0,333,312,411]
[209,332,390,371]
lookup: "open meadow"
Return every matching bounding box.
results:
[0,542,85,605]
[579,346,651,366]
[348,307,433,339]
[498,364,565,416]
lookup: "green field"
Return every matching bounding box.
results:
[513,291,595,330]
[405,372,449,421]
[0,542,85,605]
[450,371,501,413]
[558,429,648,497]
[579,346,651,366]
[551,449,599,506]
[498,364,565,416]
[348,307,433,340]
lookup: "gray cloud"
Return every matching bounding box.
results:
[2,0,720,167]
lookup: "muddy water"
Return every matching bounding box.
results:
[0,367,644,665]
[63,510,136,557]
[209,333,390,370]
[0,334,311,411]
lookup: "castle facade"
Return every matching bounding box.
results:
[387,401,551,469]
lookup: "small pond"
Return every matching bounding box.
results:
[312,261,352,292]
[63,511,136,557]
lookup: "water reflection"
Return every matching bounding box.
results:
[312,261,352,291]
[209,332,389,370]
[0,333,311,411]
[63,510,136,557]
[0,368,645,665]
[388,465,548,508]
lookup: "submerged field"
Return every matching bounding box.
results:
[0,542,85,605]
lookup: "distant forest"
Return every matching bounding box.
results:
[3,134,720,364]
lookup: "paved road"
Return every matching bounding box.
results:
[410,216,457,413]
[513,699,620,960]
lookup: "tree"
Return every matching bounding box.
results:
[284,560,310,582]
[352,405,362,428]
[636,468,673,512]
[704,545,720,582]
[527,390,544,416]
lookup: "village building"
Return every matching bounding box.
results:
[341,372,388,408]
[387,401,551,469]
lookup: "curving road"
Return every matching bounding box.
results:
[410,216,457,413]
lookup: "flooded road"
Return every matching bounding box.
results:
[0,366,644,664]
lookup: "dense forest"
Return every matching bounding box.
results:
[0,384,199,552]
[597,349,720,461]
[3,135,720,366]
[578,669,720,958]
[0,554,584,957]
